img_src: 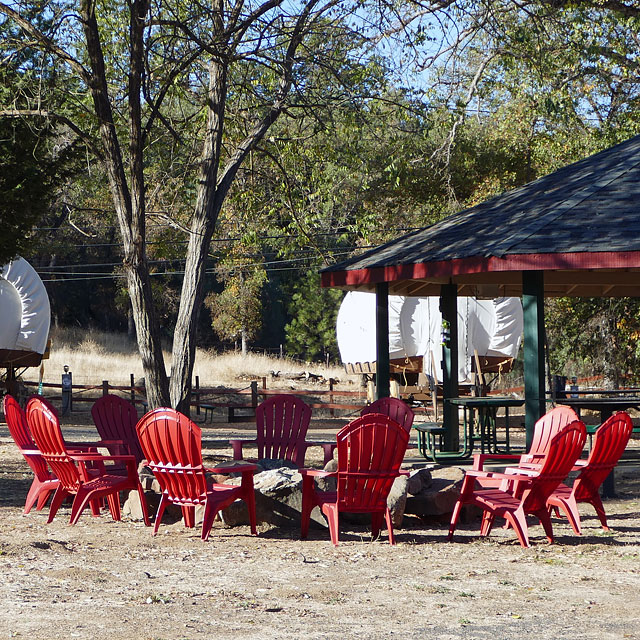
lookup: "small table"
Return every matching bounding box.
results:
[556,396,640,497]
[448,396,525,455]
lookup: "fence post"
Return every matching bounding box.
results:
[102,380,109,396]
[329,378,335,417]
[130,373,136,404]
[250,380,258,408]
[195,375,200,416]
[262,376,267,390]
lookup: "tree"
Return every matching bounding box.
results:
[0,0,396,412]
[285,269,343,362]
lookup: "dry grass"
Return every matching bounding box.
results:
[39,327,358,390]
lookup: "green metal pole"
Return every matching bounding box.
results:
[440,283,459,450]
[522,271,546,449]
[375,282,390,400]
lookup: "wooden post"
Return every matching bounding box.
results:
[329,378,335,417]
[102,380,109,396]
[440,283,459,450]
[250,380,258,408]
[195,375,200,416]
[523,271,546,449]
[262,376,267,390]
[130,373,135,404]
[375,282,390,400]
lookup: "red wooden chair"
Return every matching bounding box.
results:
[91,394,145,464]
[136,408,258,540]
[26,396,150,526]
[3,394,59,514]
[448,420,586,548]
[230,394,334,466]
[361,397,415,432]
[547,411,633,534]
[300,413,410,546]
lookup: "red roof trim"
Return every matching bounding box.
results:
[321,251,640,287]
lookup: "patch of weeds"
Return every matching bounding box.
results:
[459,618,472,626]
[438,573,458,581]
[457,592,475,598]
[426,585,451,595]
[499,579,516,586]
[145,594,172,604]
[435,603,447,609]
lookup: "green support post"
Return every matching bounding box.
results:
[522,271,546,449]
[375,282,390,400]
[440,283,459,450]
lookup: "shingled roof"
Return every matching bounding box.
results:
[321,134,640,297]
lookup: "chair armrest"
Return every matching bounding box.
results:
[205,462,258,475]
[299,468,335,479]
[70,453,135,463]
[472,453,521,471]
[466,469,534,487]
[304,440,337,465]
[228,439,258,460]
[504,466,539,477]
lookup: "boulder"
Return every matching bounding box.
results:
[220,466,326,529]
[405,466,466,517]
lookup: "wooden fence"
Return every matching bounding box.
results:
[20,374,375,420]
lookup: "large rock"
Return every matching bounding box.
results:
[220,466,326,529]
[405,466,466,517]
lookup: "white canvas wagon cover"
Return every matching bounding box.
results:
[0,257,50,365]
[336,292,523,384]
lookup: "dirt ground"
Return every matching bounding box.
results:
[1,407,639,640]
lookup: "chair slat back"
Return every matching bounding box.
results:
[573,411,633,501]
[3,395,51,481]
[256,395,312,465]
[92,394,144,463]
[527,405,579,458]
[136,408,208,504]
[26,397,81,491]
[361,397,415,433]
[335,414,409,512]
[522,420,586,512]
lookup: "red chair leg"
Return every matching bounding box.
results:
[47,487,70,523]
[504,508,530,548]
[153,495,169,536]
[384,509,396,545]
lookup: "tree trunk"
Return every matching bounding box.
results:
[241,329,248,356]
[170,51,228,414]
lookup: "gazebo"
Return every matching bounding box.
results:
[321,134,640,447]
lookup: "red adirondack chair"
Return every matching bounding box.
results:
[300,413,410,546]
[136,408,258,540]
[3,394,59,514]
[473,405,580,472]
[91,394,145,464]
[230,394,334,466]
[26,396,150,526]
[361,397,415,432]
[448,419,587,548]
[547,411,633,534]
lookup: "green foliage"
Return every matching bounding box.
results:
[546,298,640,387]
[284,270,343,362]
[205,266,267,345]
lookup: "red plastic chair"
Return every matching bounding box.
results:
[136,408,258,540]
[300,413,410,546]
[230,394,334,466]
[91,394,145,464]
[448,420,587,548]
[26,396,150,526]
[472,405,579,472]
[547,411,633,534]
[3,394,59,514]
[361,397,415,432]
